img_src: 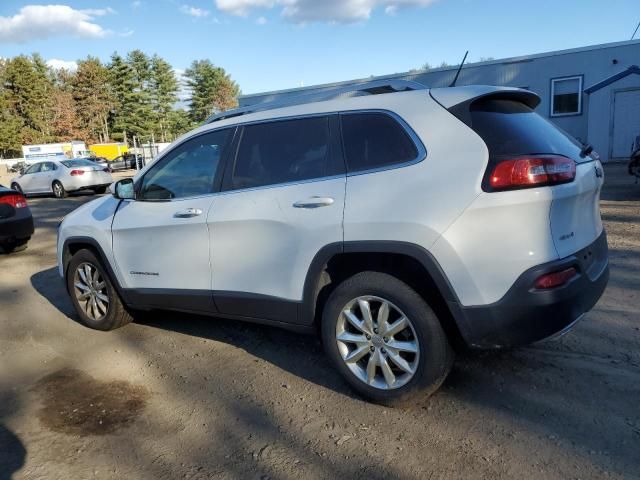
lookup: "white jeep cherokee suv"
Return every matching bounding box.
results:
[57,81,608,405]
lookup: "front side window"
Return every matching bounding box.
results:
[24,163,42,175]
[341,113,419,173]
[139,129,232,200]
[231,116,332,190]
[551,76,583,116]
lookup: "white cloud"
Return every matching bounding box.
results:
[80,7,117,16]
[46,58,78,71]
[256,16,268,25]
[215,0,437,23]
[215,0,276,17]
[0,5,114,43]
[180,5,211,17]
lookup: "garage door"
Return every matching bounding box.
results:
[612,89,640,160]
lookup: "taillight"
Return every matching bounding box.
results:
[534,267,578,289]
[0,194,27,209]
[70,169,85,176]
[486,155,576,191]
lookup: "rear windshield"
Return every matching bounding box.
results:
[61,159,97,168]
[470,99,588,162]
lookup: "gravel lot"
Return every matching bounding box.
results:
[1,164,639,480]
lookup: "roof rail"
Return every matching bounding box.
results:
[205,79,427,124]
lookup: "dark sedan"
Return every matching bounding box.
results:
[108,154,144,171]
[0,185,34,253]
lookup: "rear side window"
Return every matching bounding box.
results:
[341,113,419,173]
[232,116,333,190]
[470,99,586,162]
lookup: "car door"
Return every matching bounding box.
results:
[19,163,43,193]
[208,115,346,324]
[111,128,235,312]
[38,162,57,192]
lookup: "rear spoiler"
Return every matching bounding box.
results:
[430,85,541,126]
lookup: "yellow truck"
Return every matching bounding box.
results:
[88,143,129,161]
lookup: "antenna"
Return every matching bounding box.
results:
[449,51,469,87]
[632,19,640,40]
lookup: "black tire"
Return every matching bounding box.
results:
[1,239,28,254]
[10,183,22,194]
[52,180,67,198]
[66,249,133,331]
[94,186,107,195]
[321,271,453,406]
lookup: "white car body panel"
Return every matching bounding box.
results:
[111,197,216,290]
[550,161,604,258]
[209,177,346,301]
[343,93,486,248]
[57,195,121,278]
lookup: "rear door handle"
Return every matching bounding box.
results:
[293,196,335,209]
[174,208,203,218]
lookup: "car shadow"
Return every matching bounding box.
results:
[30,266,358,399]
[29,264,640,474]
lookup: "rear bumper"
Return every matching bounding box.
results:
[457,231,609,349]
[0,209,34,243]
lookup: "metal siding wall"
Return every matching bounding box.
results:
[240,42,640,160]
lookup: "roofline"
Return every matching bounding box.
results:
[240,38,640,100]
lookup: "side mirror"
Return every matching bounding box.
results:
[112,178,136,200]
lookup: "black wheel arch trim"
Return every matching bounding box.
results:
[299,240,470,335]
[62,236,126,298]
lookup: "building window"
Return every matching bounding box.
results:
[551,76,583,116]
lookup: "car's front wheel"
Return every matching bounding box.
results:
[10,183,22,194]
[321,271,453,406]
[94,186,107,194]
[67,249,133,331]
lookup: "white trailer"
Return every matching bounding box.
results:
[21,141,87,164]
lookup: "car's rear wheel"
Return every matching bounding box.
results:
[94,186,107,195]
[52,181,66,199]
[67,249,133,331]
[321,271,453,406]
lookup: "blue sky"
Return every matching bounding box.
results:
[1,1,639,94]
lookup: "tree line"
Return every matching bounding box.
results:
[0,50,240,158]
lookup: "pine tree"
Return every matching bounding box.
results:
[3,55,55,144]
[72,57,113,143]
[184,60,240,123]
[150,55,179,142]
[0,75,22,157]
[125,50,155,142]
[108,52,140,142]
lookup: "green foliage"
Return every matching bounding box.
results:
[0,51,240,154]
[72,56,112,143]
[185,60,240,123]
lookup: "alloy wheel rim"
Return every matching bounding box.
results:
[335,296,420,390]
[73,262,109,321]
[54,184,62,197]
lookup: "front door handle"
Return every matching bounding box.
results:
[293,196,335,209]
[174,208,203,218]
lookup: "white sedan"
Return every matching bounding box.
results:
[10,159,114,198]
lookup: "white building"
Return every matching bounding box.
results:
[240,39,640,162]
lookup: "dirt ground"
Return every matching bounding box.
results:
[1,164,639,480]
